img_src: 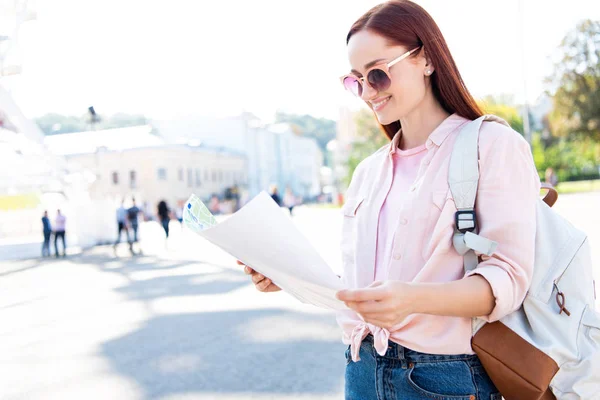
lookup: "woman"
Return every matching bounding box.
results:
[157,200,170,238]
[240,1,540,399]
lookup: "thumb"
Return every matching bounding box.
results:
[367,281,384,288]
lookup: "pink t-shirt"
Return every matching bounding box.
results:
[374,143,427,281]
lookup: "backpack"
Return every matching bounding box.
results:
[450,115,600,399]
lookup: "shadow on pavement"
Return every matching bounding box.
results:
[101,309,346,398]
[71,248,346,397]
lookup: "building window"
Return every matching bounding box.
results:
[112,171,119,185]
[187,168,193,188]
[157,168,167,181]
[204,170,209,182]
[178,168,184,182]
[130,170,137,189]
[219,170,223,183]
[212,170,216,182]
[195,169,201,187]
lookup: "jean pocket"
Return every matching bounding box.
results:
[406,361,475,399]
[490,393,502,400]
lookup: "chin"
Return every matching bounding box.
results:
[374,111,398,126]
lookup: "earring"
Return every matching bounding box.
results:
[426,70,432,75]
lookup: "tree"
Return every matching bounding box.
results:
[546,19,600,140]
[345,109,388,185]
[274,111,337,165]
[478,95,524,135]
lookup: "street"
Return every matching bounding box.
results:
[1,192,599,400]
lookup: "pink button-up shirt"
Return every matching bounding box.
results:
[336,114,541,362]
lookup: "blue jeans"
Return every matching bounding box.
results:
[345,335,501,400]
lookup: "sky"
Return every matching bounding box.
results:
[3,0,600,122]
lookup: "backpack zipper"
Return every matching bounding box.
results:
[553,281,571,317]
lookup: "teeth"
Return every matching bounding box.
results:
[372,97,391,108]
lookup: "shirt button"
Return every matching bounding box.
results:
[393,253,402,260]
[400,218,408,225]
[410,186,416,192]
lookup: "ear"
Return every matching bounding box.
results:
[421,48,434,76]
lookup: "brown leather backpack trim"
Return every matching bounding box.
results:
[472,321,558,400]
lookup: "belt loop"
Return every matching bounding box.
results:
[398,344,408,369]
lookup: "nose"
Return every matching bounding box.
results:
[360,79,378,102]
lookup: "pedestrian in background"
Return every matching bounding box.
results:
[53,209,67,257]
[269,184,281,206]
[283,187,296,216]
[545,167,558,187]
[127,198,141,243]
[175,199,184,224]
[114,200,132,254]
[41,210,52,257]
[157,200,170,238]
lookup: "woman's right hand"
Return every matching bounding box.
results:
[237,260,281,292]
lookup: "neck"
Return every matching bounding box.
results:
[397,94,450,150]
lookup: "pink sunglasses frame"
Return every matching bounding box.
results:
[340,47,422,96]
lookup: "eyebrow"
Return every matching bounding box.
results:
[350,58,387,75]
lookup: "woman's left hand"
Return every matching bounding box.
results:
[336,281,417,330]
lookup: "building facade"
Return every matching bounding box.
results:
[153,114,323,200]
[44,125,247,214]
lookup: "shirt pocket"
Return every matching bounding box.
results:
[421,189,456,261]
[340,196,365,265]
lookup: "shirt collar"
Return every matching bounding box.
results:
[388,113,469,155]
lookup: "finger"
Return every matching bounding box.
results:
[237,260,245,266]
[345,300,388,314]
[256,278,272,291]
[263,283,281,292]
[244,266,254,275]
[336,286,387,302]
[252,273,265,285]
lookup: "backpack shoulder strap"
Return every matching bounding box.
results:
[449,115,509,273]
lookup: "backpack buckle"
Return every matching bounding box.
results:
[455,210,476,233]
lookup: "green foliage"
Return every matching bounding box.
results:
[478,96,524,135]
[274,111,336,165]
[547,19,600,140]
[532,132,600,182]
[344,109,388,186]
[36,113,148,135]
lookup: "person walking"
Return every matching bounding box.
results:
[114,200,132,254]
[157,200,170,238]
[53,209,67,257]
[127,198,141,243]
[283,187,296,216]
[239,2,541,399]
[41,210,52,257]
[269,184,281,207]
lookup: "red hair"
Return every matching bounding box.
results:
[347,0,483,140]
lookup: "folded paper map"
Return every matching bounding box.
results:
[183,191,347,310]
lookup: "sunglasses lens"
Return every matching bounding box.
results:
[343,76,362,97]
[367,69,391,92]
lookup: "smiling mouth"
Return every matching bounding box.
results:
[371,96,391,111]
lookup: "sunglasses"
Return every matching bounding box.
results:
[340,47,421,97]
